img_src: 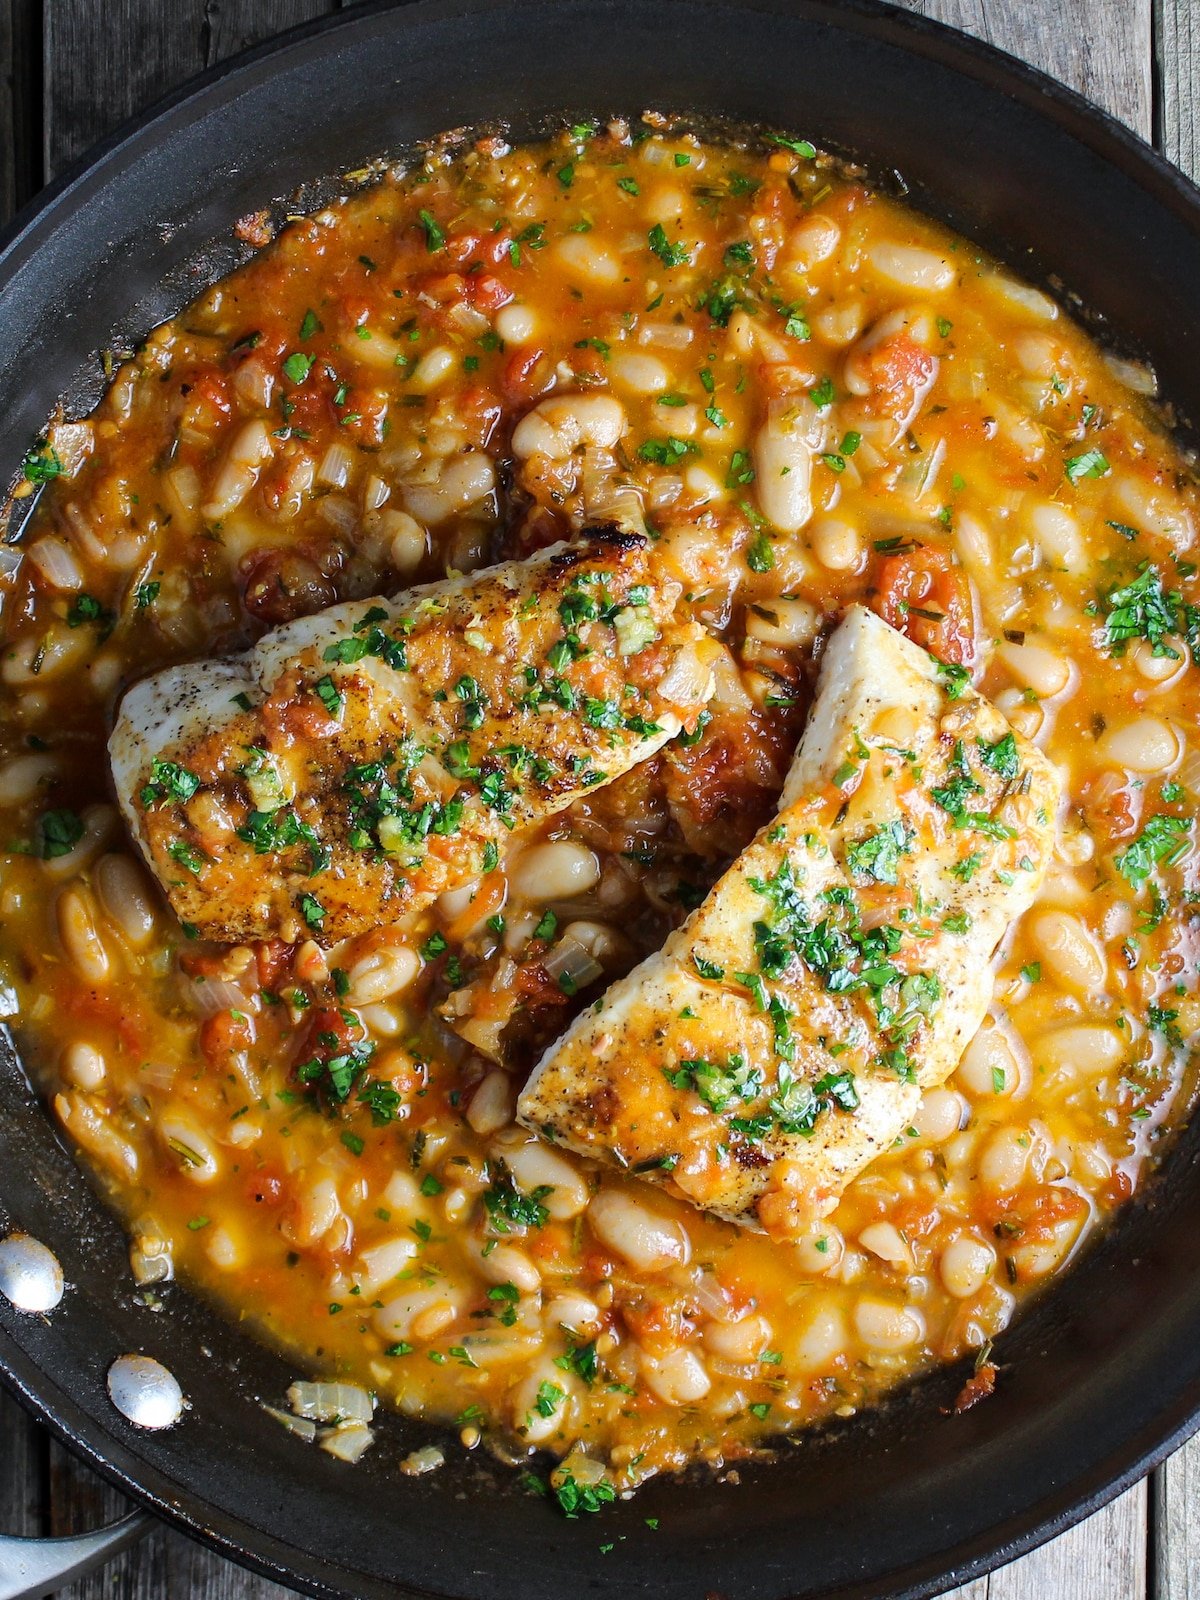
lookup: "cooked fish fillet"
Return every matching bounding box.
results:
[518,605,1063,1235]
[110,526,714,944]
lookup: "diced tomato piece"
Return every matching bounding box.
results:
[860,332,937,427]
[199,1008,256,1062]
[468,273,514,313]
[501,347,555,403]
[873,541,977,667]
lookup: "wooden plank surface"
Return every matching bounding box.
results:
[913,1,1156,1596]
[0,0,1194,1597]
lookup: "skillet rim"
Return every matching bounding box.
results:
[3,2,1200,1596]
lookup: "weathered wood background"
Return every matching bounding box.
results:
[0,0,1195,1594]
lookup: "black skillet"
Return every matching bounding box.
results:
[3,2,1200,1596]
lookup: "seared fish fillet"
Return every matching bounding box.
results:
[110,527,713,944]
[518,606,1063,1235]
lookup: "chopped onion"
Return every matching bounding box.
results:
[542,934,604,992]
[399,1445,445,1477]
[658,640,713,708]
[361,473,390,512]
[47,419,94,478]
[1103,351,1158,396]
[317,440,355,489]
[287,1380,375,1424]
[26,538,83,592]
[446,301,490,337]
[638,321,694,350]
[232,358,275,410]
[166,463,201,514]
[0,544,21,578]
[181,973,256,1019]
[316,493,357,533]
[319,1422,375,1462]
[262,1404,317,1443]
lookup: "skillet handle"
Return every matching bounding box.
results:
[0,1512,151,1599]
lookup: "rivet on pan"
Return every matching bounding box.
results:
[107,1353,184,1430]
[0,1231,65,1313]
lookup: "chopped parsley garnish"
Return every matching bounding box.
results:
[315,675,344,718]
[767,133,817,157]
[809,375,835,409]
[845,820,912,885]
[35,808,83,860]
[419,209,445,251]
[977,731,1019,781]
[534,1380,565,1418]
[67,593,114,633]
[746,532,775,573]
[167,840,206,876]
[22,443,62,484]
[1101,565,1185,659]
[552,1472,615,1519]
[1064,448,1110,485]
[936,659,971,700]
[554,1339,598,1384]
[140,758,200,809]
[483,1166,552,1232]
[1114,814,1191,889]
[639,435,696,466]
[299,892,326,929]
[282,351,314,384]
[647,223,689,267]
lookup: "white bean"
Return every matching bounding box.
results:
[1026,502,1086,574]
[867,242,955,293]
[789,1301,848,1369]
[345,942,419,1005]
[641,1346,711,1405]
[978,1127,1031,1193]
[913,1086,965,1142]
[508,840,599,902]
[467,1070,516,1136]
[997,638,1073,698]
[408,346,456,393]
[56,886,110,984]
[511,1359,576,1442]
[587,1188,690,1270]
[511,394,626,460]
[744,597,820,648]
[354,1237,418,1296]
[853,1297,924,1352]
[62,1040,106,1090]
[793,1222,844,1275]
[500,1139,589,1219]
[0,752,57,805]
[401,452,495,526]
[94,853,156,948]
[477,1242,540,1294]
[610,352,671,394]
[1027,910,1105,995]
[956,1027,1018,1098]
[859,1221,911,1267]
[753,401,814,534]
[940,1235,996,1298]
[1033,1023,1125,1080]
[1097,716,1180,774]
[374,1284,461,1343]
[783,215,840,272]
[809,515,863,572]
[159,1115,220,1184]
[703,1313,771,1363]
[495,303,536,344]
[550,232,622,286]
